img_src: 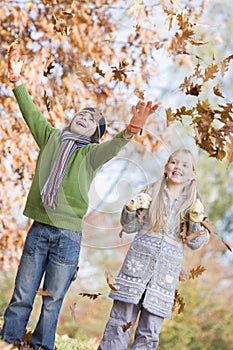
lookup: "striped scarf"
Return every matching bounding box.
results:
[41,130,92,209]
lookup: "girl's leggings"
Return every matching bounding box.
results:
[98,299,164,350]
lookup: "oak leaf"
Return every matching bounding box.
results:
[189,265,206,280]
[172,289,185,314]
[37,289,51,297]
[105,271,118,291]
[122,321,132,332]
[79,292,102,300]
[43,55,55,77]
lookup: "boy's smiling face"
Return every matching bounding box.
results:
[70,110,97,136]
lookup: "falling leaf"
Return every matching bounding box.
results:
[122,321,132,332]
[69,302,77,320]
[226,135,233,162]
[221,239,233,252]
[43,90,52,112]
[180,219,188,240]
[179,266,190,281]
[134,88,145,100]
[92,61,105,78]
[200,220,216,234]
[213,85,224,98]
[189,265,206,279]
[37,289,51,296]
[44,55,55,77]
[112,60,132,81]
[172,289,185,314]
[105,271,118,291]
[136,208,147,224]
[79,292,102,300]
[203,62,218,82]
[184,230,202,243]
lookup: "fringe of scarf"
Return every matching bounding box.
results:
[41,130,92,209]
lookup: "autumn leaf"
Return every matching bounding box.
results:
[52,12,71,36]
[172,289,185,314]
[112,60,132,81]
[213,85,224,98]
[200,220,216,235]
[189,265,206,280]
[43,55,55,77]
[43,90,52,112]
[134,88,145,100]
[122,321,132,332]
[220,54,233,76]
[226,135,233,162]
[105,271,118,291]
[179,266,190,281]
[136,208,147,224]
[180,219,188,240]
[92,61,105,78]
[79,292,102,300]
[203,62,218,82]
[37,289,51,297]
[184,230,202,243]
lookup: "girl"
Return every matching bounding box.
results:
[1,43,158,350]
[98,149,209,350]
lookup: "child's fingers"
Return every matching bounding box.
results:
[152,104,159,111]
[146,101,152,109]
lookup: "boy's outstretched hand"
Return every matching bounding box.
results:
[8,42,24,82]
[126,101,159,136]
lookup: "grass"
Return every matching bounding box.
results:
[0,336,97,350]
[0,320,97,350]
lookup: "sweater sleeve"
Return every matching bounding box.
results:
[185,220,210,250]
[13,84,56,148]
[120,206,143,233]
[86,131,132,170]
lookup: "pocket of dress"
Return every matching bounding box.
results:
[156,254,181,292]
[121,244,150,278]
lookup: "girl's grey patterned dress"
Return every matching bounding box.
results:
[110,183,209,318]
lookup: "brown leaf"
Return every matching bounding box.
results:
[203,62,218,82]
[172,289,185,314]
[200,220,216,234]
[93,61,105,78]
[221,239,233,252]
[43,90,52,112]
[180,219,188,240]
[213,85,224,98]
[179,266,190,281]
[105,271,118,291]
[184,230,202,243]
[134,88,145,100]
[189,265,206,280]
[43,55,55,77]
[226,135,233,162]
[37,289,51,297]
[136,209,147,224]
[79,292,102,300]
[122,321,132,332]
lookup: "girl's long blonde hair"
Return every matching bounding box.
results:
[148,149,198,233]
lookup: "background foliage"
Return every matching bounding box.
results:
[0,0,233,349]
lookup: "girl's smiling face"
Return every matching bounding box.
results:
[164,151,195,185]
[70,110,97,136]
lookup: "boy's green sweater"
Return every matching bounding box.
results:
[13,85,131,232]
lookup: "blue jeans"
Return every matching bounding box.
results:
[1,221,82,350]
